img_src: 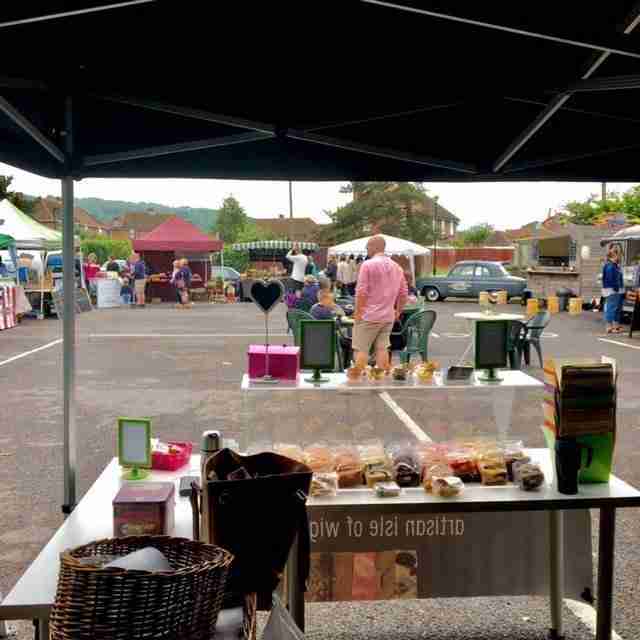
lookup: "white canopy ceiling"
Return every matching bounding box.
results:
[328,234,431,257]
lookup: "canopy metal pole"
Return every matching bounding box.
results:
[289,181,293,219]
[62,96,76,514]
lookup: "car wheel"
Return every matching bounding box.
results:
[423,286,441,302]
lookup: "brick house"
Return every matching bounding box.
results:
[109,211,174,241]
[31,196,110,235]
[254,215,323,242]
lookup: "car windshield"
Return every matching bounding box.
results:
[495,264,510,276]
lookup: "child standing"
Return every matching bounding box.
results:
[120,276,133,306]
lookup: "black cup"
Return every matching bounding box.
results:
[555,438,594,495]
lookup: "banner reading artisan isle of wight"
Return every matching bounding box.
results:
[304,510,593,602]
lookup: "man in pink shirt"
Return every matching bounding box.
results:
[353,236,408,370]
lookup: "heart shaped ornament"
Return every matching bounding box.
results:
[250,280,284,315]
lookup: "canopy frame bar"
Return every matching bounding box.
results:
[94,93,276,135]
[287,129,477,174]
[362,0,640,59]
[0,96,65,163]
[84,131,274,166]
[503,143,640,173]
[0,0,156,29]
[493,7,640,172]
[503,96,640,126]
[0,75,48,90]
[567,74,640,93]
[306,101,466,132]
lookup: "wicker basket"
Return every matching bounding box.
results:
[50,536,233,640]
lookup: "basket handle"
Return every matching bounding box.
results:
[190,482,201,541]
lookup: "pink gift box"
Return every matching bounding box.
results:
[248,344,300,380]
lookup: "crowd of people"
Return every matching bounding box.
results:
[285,237,411,370]
[82,253,195,309]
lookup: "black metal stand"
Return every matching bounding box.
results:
[596,506,616,640]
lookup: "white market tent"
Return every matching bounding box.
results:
[0,199,62,250]
[328,234,431,283]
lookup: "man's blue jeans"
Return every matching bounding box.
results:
[604,293,622,323]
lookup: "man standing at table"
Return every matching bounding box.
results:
[352,235,407,371]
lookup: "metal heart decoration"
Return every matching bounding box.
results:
[250,279,284,315]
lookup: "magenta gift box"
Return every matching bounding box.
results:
[248,344,300,380]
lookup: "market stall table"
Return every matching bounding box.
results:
[1,446,639,640]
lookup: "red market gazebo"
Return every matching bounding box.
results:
[133,216,223,301]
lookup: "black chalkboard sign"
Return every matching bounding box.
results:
[52,287,93,319]
[630,295,640,339]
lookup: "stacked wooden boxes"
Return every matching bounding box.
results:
[542,358,616,483]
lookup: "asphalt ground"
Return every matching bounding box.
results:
[1,299,640,639]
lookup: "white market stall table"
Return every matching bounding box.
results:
[96,277,122,308]
[1,452,639,640]
[0,458,198,639]
[239,370,639,639]
[454,311,525,321]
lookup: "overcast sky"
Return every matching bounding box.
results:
[1,162,635,231]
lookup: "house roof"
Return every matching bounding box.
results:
[32,196,109,230]
[133,216,223,252]
[254,217,320,242]
[111,212,174,233]
[484,230,513,247]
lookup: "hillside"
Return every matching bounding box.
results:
[75,197,218,232]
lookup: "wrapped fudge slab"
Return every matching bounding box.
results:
[432,476,464,498]
[304,443,335,472]
[310,472,338,497]
[518,463,545,491]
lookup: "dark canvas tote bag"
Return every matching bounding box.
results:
[196,449,312,596]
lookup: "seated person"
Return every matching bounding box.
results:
[311,290,346,320]
[312,290,352,365]
[301,275,320,307]
[404,271,418,296]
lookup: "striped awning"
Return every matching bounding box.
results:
[231,240,319,251]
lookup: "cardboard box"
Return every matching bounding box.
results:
[113,482,175,537]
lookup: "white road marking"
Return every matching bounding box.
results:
[564,598,623,640]
[542,332,558,338]
[431,332,440,338]
[598,337,640,351]
[0,339,62,368]
[442,332,470,338]
[378,392,432,442]
[88,333,290,338]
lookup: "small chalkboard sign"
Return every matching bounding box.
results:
[629,294,640,339]
[52,287,93,319]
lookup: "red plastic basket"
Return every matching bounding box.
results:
[152,441,193,471]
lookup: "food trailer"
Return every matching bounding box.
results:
[600,225,640,290]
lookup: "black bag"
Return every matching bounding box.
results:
[193,449,312,598]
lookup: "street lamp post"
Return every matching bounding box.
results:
[432,196,439,276]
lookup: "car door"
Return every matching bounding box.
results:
[473,263,497,295]
[447,263,475,297]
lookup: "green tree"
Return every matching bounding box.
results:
[213,195,249,242]
[219,221,278,273]
[453,223,494,247]
[0,175,34,214]
[563,186,640,225]
[322,182,437,245]
[80,237,132,264]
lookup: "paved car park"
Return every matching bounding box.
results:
[1,300,639,639]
